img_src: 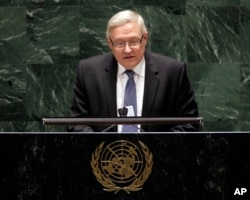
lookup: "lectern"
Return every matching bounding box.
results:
[1,117,249,200]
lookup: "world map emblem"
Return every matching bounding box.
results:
[91,140,153,194]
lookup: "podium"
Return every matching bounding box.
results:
[1,118,250,199]
[1,131,250,200]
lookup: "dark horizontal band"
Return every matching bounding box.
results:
[42,117,203,126]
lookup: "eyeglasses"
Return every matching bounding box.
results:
[109,35,144,49]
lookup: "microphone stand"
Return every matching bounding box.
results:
[101,108,128,132]
[101,124,116,132]
[119,108,145,132]
[101,107,144,132]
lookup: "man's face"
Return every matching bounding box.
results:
[107,22,148,70]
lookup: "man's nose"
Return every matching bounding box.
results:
[123,43,132,53]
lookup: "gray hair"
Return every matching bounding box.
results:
[106,10,148,37]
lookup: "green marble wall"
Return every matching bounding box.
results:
[0,0,250,132]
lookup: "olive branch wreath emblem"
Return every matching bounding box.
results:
[90,140,153,194]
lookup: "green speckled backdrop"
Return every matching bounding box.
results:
[0,0,250,132]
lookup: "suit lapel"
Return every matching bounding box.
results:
[142,52,159,116]
[102,52,159,117]
[103,54,118,117]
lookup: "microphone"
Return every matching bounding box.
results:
[102,107,145,132]
[118,107,128,117]
[118,107,144,132]
[101,107,128,132]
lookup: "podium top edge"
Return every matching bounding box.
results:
[0,131,250,135]
[42,117,203,125]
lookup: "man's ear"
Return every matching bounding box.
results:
[143,32,149,44]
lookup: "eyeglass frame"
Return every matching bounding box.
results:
[109,35,144,49]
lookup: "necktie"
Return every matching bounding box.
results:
[122,70,138,132]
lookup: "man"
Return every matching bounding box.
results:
[68,10,199,132]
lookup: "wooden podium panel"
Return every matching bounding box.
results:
[0,132,249,200]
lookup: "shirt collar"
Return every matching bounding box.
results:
[118,57,145,77]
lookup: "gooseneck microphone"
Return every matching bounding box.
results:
[118,107,145,132]
[118,107,128,117]
[102,107,144,132]
[101,107,128,132]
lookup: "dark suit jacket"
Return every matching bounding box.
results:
[69,51,199,132]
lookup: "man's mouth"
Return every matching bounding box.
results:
[124,56,134,59]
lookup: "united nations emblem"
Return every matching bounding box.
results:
[90,140,153,194]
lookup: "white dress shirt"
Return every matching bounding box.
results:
[116,57,145,132]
